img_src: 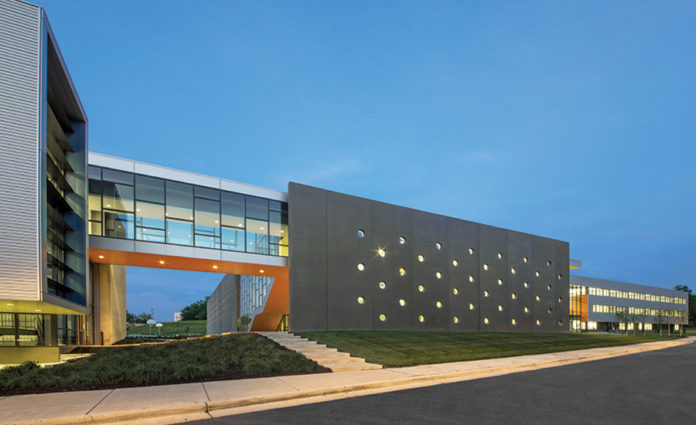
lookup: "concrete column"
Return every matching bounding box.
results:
[90,263,126,345]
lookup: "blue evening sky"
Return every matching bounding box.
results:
[35,1,696,321]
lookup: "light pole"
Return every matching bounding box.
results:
[156,322,163,336]
[147,319,156,336]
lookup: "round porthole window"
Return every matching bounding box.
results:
[453,316,460,324]
[399,298,406,307]
[379,314,387,322]
[469,248,475,255]
[378,281,386,290]
[452,259,459,267]
[418,254,425,262]
[435,272,442,279]
[418,284,425,292]
[357,229,365,238]
[418,315,425,323]
[435,242,442,250]
[399,267,406,276]
[357,296,365,304]
[377,248,386,258]
[453,288,459,295]
[399,236,406,245]
[436,301,443,308]
[357,263,365,271]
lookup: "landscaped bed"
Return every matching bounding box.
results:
[0,333,327,396]
[297,330,682,368]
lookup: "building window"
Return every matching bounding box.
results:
[357,229,365,238]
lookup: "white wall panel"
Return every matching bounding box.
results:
[0,0,41,300]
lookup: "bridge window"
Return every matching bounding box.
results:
[246,196,268,220]
[166,182,193,245]
[88,166,102,235]
[247,219,268,254]
[135,201,165,242]
[195,197,221,248]
[102,169,134,239]
[222,227,244,251]
[136,175,164,203]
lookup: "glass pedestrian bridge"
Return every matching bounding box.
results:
[87,153,289,273]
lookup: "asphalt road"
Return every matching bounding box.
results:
[195,343,696,425]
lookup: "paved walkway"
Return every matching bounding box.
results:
[0,337,692,425]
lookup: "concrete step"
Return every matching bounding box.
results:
[282,342,325,349]
[322,362,383,372]
[295,346,338,353]
[314,356,366,365]
[303,351,350,359]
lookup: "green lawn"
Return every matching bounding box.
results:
[127,320,207,337]
[0,333,324,396]
[297,331,681,367]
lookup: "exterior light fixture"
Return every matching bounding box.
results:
[98,255,104,259]
[159,260,165,265]
[378,248,386,258]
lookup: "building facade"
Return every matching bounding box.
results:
[569,275,688,332]
[0,0,689,362]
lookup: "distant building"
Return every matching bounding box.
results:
[570,276,688,332]
[173,312,182,322]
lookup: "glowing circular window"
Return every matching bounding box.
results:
[452,259,459,267]
[418,284,425,292]
[453,316,460,324]
[469,275,475,283]
[435,272,442,279]
[547,307,553,314]
[378,248,386,258]
[379,314,387,322]
[436,301,443,309]
[357,229,365,238]
[511,293,517,300]
[511,318,517,326]
[399,298,406,307]
[484,317,490,325]
[497,252,503,259]
[547,260,552,266]
[483,264,489,271]
[469,248,475,255]
[558,274,563,280]
[524,306,529,313]
[399,236,406,245]
[399,267,406,276]
[357,263,365,271]
[484,290,490,298]
[498,305,503,312]
[524,281,529,288]
[535,295,541,302]
[417,255,425,262]
[535,271,540,277]
[378,281,386,290]
[536,319,541,326]
[511,267,516,275]
[452,288,459,295]
[357,296,365,304]
[469,303,475,310]
[418,315,425,323]
[547,284,552,291]
[497,278,503,286]
[523,257,529,263]
[435,242,442,250]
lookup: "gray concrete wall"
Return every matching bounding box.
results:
[207,274,240,334]
[288,183,570,332]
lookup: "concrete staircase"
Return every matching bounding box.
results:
[259,331,382,372]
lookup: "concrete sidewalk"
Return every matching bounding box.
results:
[0,337,692,425]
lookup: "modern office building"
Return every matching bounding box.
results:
[0,0,689,362]
[569,275,688,333]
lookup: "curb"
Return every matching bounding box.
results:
[8,337,694,425]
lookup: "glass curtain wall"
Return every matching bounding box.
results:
[88,166,289,257]
[0,313,82,346]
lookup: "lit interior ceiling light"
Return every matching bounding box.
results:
[212,265,218,269]
[98,255,104,259]
[159,260,165,265]
[259,269,265,273]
